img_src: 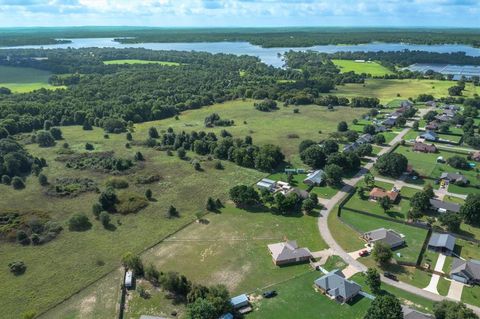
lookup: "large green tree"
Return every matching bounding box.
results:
[374,153,408,177]
[364,295,403,319]
[460,194,480,225]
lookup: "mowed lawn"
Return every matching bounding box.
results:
[0,125,265,318]
[0,65,64,93]
[135,100,366,159]
[327,79,479,104]
[332,59,394,77]
[103,59,181,66]
[247,271,371,319]
[267,171,339,199]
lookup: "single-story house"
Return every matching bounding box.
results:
[420,131,438,142]
[426,121,439,131]
[425,101,436,107]
[140,316,168,319]
[402,306,434,319]
[343,142,359,153]
[231,294,250,309]
[440,172,469,185]
[303,170,324,186]
[413,142,437,153]
[383,118,397,127]
[444,104,460,111]
[442,109,456,117]
[428,233,456,255]
[267,240,312,266]
[125,270,133,289]
[369,187,400,203]
[314,269,361,303]
[471,151,480,162]
[435,115,451,122]
[429,198,461,214]
[450,258,480,284]
[375,125,387,133]
[363,228,405,249]
[256,178,276,191]
[357,133,374,144]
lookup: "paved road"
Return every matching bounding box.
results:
[316,124,480,315]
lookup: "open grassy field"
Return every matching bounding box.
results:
[247,271,371,319]
[327,79,479,104]
[0,65,64,93]
[0,124,266,318]
[137,100,366,159]
[332,59,394,77]
[103,59,181,66]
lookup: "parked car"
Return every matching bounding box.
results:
[262,290,277,298]
[384,272,398,281]
[359,250,369,257]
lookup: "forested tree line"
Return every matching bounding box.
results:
[2,27,480,48]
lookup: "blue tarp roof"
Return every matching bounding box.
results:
[230,294,248,306]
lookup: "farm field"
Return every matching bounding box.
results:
[0,124,265,317]
[327,79,479,104]
[137,100,366,159]
[332,59,394,77]
[0,65,64,93]
[103,59,181,66]
[247,271,371,319]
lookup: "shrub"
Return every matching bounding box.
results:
[36,130,55,147]
[8,261,26,275]
[177,147,186,159]
[214,161,223,170]
[49,127,63,140]
[12,176,25,190]
[99,211,110,227]
[166,205,179,218]
[126,132,133,141]
[2,175,11,185]
[145,189,153,200]
[134,152,145,161]
[16,230,30,245]
[92,203,103,218]
[68,213,91,231]
[106,177,129,189]
[85,143,94,151]
[38,174,48,186]
[193,160,201,171]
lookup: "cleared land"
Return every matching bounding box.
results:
[332,59,394,77]
[0,65,64,93]
[327,79,479,104]
[103,59,181,66]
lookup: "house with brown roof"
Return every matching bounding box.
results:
[412,142,437,153]
[369,187,400,203]
[426,121,439,131]
[267,240,312,266]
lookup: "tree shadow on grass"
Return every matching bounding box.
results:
[386,210,404,219]
[346,294,365,306]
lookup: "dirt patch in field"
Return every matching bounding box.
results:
[79,295,97,317]
[209,262,252,291]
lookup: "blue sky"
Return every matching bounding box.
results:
[0,0,479,27]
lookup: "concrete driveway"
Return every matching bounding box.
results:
[423,254,447,294]
[447,280,465,301]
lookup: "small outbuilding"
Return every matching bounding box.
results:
[230,294,250,309]
[428,233,456,255]
[303,170,324,186]
[256,178,276,191]
[125,270,133,289]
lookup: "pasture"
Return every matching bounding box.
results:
[103,59,181,66]
[0,65,63,93]
[332,59,394,77]
[328,79,478,104]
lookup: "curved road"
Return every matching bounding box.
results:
[317,125,480,315]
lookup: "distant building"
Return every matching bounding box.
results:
[435,114,451,122]
[343,142,359,153]
[402,306,434,319]
[471,151,480,162]
[314,269,361,303]
[383,118,397,127]
[440,172,468,185]
[267,240,312,266]
[256,178,276,191]
[363,228,405,249]
[303,170,324,186]
[369,187,400,203]
[428,233,456,255]
[374,125,387,133]
[125,270,133,289]
[357,133,374,144]
[425,121,439,131]
[420,131,438,142]
[450,259,480,284]
[413,142,437,153]
[429,198,461,214]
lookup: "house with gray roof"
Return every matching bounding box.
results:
[429,198,461,213]
[303,170,324,186]
[435,114,451,122]
[402,306,434,319]
[256,178,276,191]
[343,142,359,153]
[420,131,438,141]
[383,117,397,127]
[267,240,312,266]
[314,269,361,303]
[428,233,456,255]
[357,133,374,144]
[363,228,405,249]
[450,258,480,284]
[440,172,469,185]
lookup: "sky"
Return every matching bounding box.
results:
[0,0,479,28]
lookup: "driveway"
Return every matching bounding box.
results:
[423,254,447,295]
[447,280,465,301]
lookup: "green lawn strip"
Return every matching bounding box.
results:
[332,59,394,77]
[103,59,181,66]
[400,187,420,199]
[371,145,383,157]
[462,285,480,306]
[340,210,428,264]
[247,271,371,319]
[442,195,465,205]
[382,132,398,144]
[322,255,348,271]
[327,204,365,252]
[454,238,480,261]
[437,133,462,144]
[350,273,435,314]
[437,277,450,297]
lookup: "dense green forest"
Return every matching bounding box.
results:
[1,27,480,47]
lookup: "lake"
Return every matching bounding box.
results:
[3,38,480,68]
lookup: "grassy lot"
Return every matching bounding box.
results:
[103,59,181,66]
[463,285,480,306]
[340,210,429,264]
[332,60,394,77]
[322,255,348,271]
[247,271,371,319]
[138,100,365,159]
[0,65,65,93]
[0,125,265,318]
[327,203,366,253]
[437,133,462,144]
[437,277,450,297]
[267,172,339,199]
[350,273,435,313]
[327,79,478,104]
